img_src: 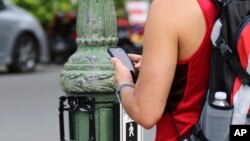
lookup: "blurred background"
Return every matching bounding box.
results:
[0,0,155,141]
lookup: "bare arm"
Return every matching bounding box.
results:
[112,0,182,129]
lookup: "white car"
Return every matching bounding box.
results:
[0,0,49,72]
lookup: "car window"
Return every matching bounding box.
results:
[0,0,5,10]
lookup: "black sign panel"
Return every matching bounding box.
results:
[126,122,138,141]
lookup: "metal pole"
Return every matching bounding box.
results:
[60,0,117,140]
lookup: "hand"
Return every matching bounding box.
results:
[111,57,134,86]
[128,54,142,70]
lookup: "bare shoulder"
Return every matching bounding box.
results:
[150,0,203,33]
[148,0,183,31]
[149,0,206,60]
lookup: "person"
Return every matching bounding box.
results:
[111,0,219,140]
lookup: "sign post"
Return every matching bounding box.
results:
[114,101,143,141]
[121,106,143,141]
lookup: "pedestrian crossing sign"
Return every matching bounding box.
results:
[120,104,143,141]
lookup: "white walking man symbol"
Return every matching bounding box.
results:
[129,123,134,137]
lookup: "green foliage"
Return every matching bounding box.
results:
[12,0,127,26]
[114,0,126,18]
[115,0,125,9]
[11,0,76,27]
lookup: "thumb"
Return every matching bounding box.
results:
[111,57,122,67]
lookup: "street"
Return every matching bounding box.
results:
[0,64,155,141]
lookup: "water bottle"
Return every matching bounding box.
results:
[212,91,230,107]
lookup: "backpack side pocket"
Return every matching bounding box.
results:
[198,90,233,141]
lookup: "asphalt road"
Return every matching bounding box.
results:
[0,64,155,141]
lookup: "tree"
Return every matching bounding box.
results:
[115,0,126,18]
[12,0,127,27]
[115,0,125,9]
[12,0,76,28]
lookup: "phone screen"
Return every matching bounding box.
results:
[107,47,135,74]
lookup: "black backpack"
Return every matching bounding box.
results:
[178,0,250,141]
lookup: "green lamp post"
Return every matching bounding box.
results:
[59,0,118,140]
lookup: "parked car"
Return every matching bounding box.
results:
[0,0,49,72]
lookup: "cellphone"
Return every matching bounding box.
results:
[107,47,137,82]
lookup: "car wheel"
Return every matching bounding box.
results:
[8,34,38,72]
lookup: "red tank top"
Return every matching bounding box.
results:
[155,0,219,141]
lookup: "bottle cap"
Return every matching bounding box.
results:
[215,91,227,100]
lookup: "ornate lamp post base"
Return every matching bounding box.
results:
[60,46,116,94]
[59,0,118,140]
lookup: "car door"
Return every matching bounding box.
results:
[0,1,18,63]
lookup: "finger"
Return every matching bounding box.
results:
[135,62,141,69]
[111,57,122,68]
[128,54,141,61]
